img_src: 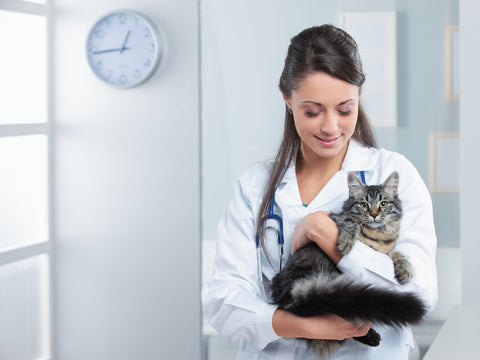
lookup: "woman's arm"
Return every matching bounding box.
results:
[272,309,371,340]
[291,210,342,263]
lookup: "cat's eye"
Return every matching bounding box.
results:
[379,201,388,208]
[359,202,369,209]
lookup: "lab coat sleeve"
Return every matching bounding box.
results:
[337,154,438,315]
[202,167,281,350]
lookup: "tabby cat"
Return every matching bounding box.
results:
[270,171,426,358]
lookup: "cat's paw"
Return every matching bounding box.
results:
[354,328,381,347]
[392,251,414,284]
[336,233,355,255]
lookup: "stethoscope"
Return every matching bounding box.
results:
[254,171,366,297]
[255,194,285,271]
[255,194,284,298]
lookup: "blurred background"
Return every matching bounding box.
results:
[0,0,478,359]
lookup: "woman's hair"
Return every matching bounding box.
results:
[257,24,377,254]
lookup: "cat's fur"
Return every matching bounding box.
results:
[270,172,426,358]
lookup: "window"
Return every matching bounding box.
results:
[0,1,51,359]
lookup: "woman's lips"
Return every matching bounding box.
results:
[314,135,341,147]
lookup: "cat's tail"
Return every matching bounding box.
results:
[281,275,427,326]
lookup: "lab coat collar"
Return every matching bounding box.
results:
[341,138,376,172]
[275,139,374,208]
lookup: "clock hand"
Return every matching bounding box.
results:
[120,30,131,54]
[93,47,131,55]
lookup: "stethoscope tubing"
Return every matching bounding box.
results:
[256,195,285,269]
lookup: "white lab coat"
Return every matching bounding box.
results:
[202,139,438,360]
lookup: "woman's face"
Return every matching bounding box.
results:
[285,72,360,164]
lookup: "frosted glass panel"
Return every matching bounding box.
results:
[0,10,46,124]
[0,255,50,360]
[0,136,48,251]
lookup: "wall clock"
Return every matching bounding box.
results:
[86,10,162,88]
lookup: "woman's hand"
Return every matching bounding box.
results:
[303,313,371,340]
[273,309,371,340]
[291,211,342,264]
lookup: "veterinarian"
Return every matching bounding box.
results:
[202,24,438,360]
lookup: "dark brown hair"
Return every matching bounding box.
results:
[257,25,377,252]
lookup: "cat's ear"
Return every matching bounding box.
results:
[382,171,399,197]
[347,172,365,197]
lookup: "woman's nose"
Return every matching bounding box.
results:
[320,112,339,135]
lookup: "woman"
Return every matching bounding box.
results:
[202,24,437,360]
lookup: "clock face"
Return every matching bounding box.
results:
[86,11,161,88]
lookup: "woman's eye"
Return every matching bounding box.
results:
[304,106,322,117]
[338,110,352,116]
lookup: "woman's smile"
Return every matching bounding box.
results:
[314,135,341,147]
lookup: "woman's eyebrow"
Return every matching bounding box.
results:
[338,99,357,106]
[301,99,357,106]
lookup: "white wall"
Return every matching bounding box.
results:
[459,0,480,305]
[201,0,342,241]
[52,1,201,359]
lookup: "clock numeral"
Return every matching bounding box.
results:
[144,59,151,68]
[95,29,105,38]
[103,18,112,28]
[96,61,103,70]
[134,70,141,79]
[149,43,155,53]
[118,14,127,25]
[144,27,151,38]
[119,74,127,84]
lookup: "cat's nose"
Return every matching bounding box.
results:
[371,213,378,219]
